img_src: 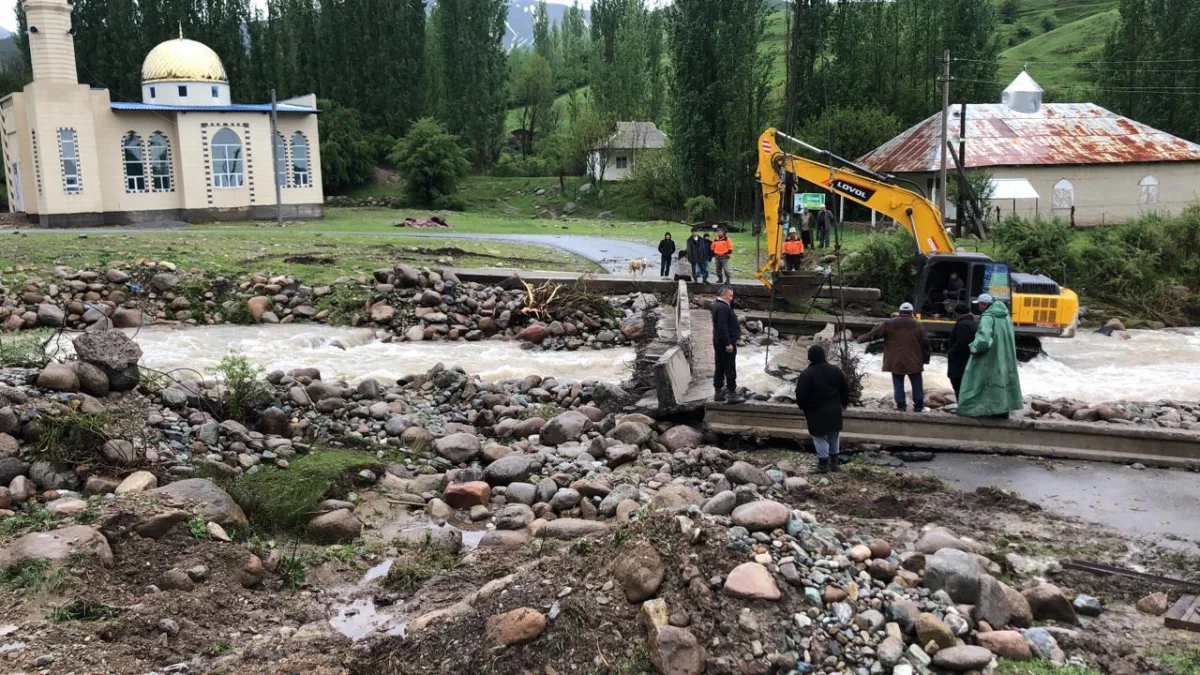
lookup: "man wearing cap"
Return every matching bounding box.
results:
[795,344,850,473]
[958,294,1023,418]
[944,303,977,399]
[856,302,930,412]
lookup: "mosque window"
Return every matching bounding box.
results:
[1052,179,1074,210]
[211,128,244,188]
[149,86,156,99]
[291,132,311,188]
[178,85,188,97]
[122,132,146,192]
[212,85,219,98]
[274,132,287,188]
[149,132,173,192]
[58,128,81,194]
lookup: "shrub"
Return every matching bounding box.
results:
[685,195,718,224]
[210,352,267,423]
[388,117,471,205]
[1040,16,1056,32]
[625,148,686,218]
[999,0,1019,23]
[221,449,382,533]
[839,230,919,306]
[991,214,1073,279]
[33,405,114,465]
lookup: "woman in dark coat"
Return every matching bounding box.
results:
[944,303,976,399]
[795,344,850,473]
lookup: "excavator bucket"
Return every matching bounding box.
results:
[771,271,823,309]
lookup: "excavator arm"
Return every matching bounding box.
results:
[755,128,954,288]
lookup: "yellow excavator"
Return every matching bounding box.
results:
[755,128,1078,358]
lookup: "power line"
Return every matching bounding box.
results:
[952,76,1200,95]
[957,57,1200,65]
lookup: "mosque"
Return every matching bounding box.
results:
[1,0,324,227]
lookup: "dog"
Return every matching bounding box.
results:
[627,258,648,277]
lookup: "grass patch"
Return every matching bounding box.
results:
[0,329,57,367]
[1161,646,1200,675]
[47,598,124,622]
[995,660,1102,675]
[383,536,462,593]
[220,448,383,534]
[33,405,114,465]
[0,502,57,539]
[0,558,72,594]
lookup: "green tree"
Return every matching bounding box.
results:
[510,51,556,156]
[591,0,663,122]
[998,0,1019,23]
[797,106,904,163]
[533,1,554,63]
[435,0,509,168]
[667,0,771,215]
[389,118,471,204]
[318,99,378,194]
[557,1,591,92]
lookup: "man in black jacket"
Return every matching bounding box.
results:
[657,232,676,277]
[712,286,744,403]
[795,344,850,473]
[944,303,976,399]
[685,228,707,281]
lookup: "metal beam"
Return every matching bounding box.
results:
[705,402,1200,469]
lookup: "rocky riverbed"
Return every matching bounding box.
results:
[1,328,1199,674]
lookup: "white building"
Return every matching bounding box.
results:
[588,121,667,182]
[858,72,1200,226]
[1,0,324,227]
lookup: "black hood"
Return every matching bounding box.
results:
[807,344,827,364]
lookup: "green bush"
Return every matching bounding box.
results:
[991,214,1073,279]
[388,117,471,205]
[840,230,919,306]
[210,352,267,423]
[685,195,718,224]
[625,148,686,219]
[221,449,382,533]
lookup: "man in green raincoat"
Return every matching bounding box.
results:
[957,294,1024,418]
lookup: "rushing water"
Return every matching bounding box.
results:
[740,328,1200,404]
[119,324,635,385]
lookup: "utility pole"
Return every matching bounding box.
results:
[269,88,283,228]
[938,50,951,224]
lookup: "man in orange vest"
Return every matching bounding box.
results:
[711,230,734,284]
[782,229,805,271]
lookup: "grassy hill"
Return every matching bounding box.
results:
[760,0,1117,100]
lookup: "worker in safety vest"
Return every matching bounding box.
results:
[711,230,734,284]
[782,229,805,271]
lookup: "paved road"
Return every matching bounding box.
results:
[10,227,661,275]
[911,454,1200,552]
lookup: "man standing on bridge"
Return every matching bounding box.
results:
[856,302,929,412]
[711,229,734,284]
[657,232,676,277]
[958,294,1023,419]
[795,344,849,474]
[945,303,976,399]
[686,228,708,282]
[712,286,745,404]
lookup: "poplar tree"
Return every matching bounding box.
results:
[435,0,509,168]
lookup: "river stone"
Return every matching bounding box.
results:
[915,612,954,649]
[505,482,537,505]
[73,362,110,397]
[604,443,640,467]
[29,459,78,491]
[975,575,1032,628]
[483,453,533,485]
[599,483,640,516]
[495,504,535,530]
[723,562,781,600]
[1022,627,1062,660]
[537,518,609,539]
[540,411,591,445]
[977,630,1032,660]
[37,363,80,392]
[486,607,546,646]
[649,626,705,675]
[0,407,18,435]
[150,273,179,292]
[916,526,982,555]
[146,478,248,528]
[0,432,19,458]
[115,471,158,494]
[725,461,772,486]
[730,500,789,531]
[0,525,113,568]
[924,548,985,604]
[613,543,664,602]
[0,458,29,485]
[1022,583,1078,625]
[72,330,143,375]
[701,490,737,516]
[435,433,481,463]
[36,303,65,328]
[650,484,703,510]
[931,645,993,671]
[1136,591,1169,616]
[609,421,653,446]
[308,509,362,543]
[658,425,703,451]
[549,488,581,511]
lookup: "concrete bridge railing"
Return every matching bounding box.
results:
[654,282,694,409]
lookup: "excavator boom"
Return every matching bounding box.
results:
[755,128,953,286]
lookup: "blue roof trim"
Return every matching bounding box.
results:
[111,102,318,114]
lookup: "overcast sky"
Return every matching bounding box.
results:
[1,0,622,34]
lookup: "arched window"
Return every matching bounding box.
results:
[211,128,244,188]
[122,132,145,192]
[148,132,173,192]
[290,132,311,188]
[1052,179,1074,210]
[273,131,287,188]
[58,128,81,194]
[1138,175,1160,206]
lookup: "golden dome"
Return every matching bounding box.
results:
[141,37,228,84]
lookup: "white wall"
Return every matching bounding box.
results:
[589,149,637,182]
[142,81,232,107]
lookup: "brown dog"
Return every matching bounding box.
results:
[627,258,648,277]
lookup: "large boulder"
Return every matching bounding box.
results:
[977,630,1032,660]
[915,526,983,555]
[0,525,113,568]
[146,478,248,528]
[307,509,363,543]
[434,433,481,463]
[73,362,110,397]
[36,303,65,328]
[612,543,665,602]
[725,461,772,486]
[723,562,781,601]
[72,330,143,380]
[36,363,80,392]
[443,481,490,509]
[609,421,653,446]
[923,548,986,604]
[1022,583,1078,625]
[730,500,790,531]
[539,411,592,445]
[975,575,1032,628]
[482,453,533,485]
[659,425,704,451]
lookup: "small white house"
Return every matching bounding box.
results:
[588,121,667,182]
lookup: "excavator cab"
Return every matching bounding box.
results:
[914,254,1010,320]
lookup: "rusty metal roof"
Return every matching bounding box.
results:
[858,103,1200,173]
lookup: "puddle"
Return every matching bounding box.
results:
[329,596,406,641]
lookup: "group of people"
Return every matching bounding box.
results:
[789,295,1024,474]
[657,228,736,284]
[791,206,834,250]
